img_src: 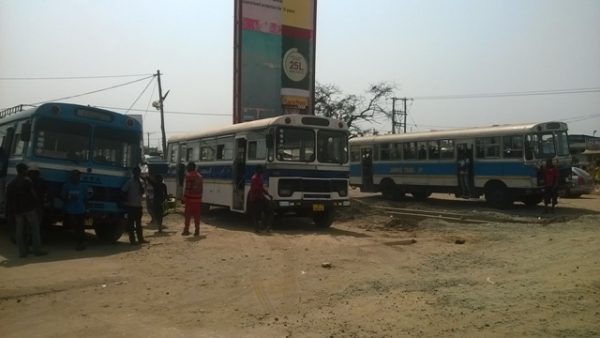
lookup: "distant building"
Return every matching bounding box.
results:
[569,134,600,169]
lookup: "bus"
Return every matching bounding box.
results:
[349,121,571,208]
[0,103,143,240]
[166,114,350,227]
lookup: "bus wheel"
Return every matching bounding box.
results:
[201,203,211,215]
[522,194,542,207]
[313,209,335,228]
[485,182,512,209]
[411,191,431,201]
[94,219,125,242]
[380,179,398,200]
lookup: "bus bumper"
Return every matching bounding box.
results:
[274,199,350,211]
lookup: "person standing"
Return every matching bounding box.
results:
[61,170,88,251]
[182,162,203,237]
[148,174,167,234]
[542,159,559,213]
[248,165,272,233]
[6,163,47,257]
[122,166,147,244]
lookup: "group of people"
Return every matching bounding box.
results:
[6,159,273,258]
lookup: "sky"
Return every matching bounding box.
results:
[1,0,599,148]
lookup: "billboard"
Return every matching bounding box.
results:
[233,0,316,123]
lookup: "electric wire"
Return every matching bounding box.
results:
[29,75,155,105]
[94,106,229,116]
[125,76,155,114]
[0,74,154,80]
[412,87,600,100]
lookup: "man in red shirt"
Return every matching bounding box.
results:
[248,165,272,233]
[542,159,559,213]
[182,162,203,236]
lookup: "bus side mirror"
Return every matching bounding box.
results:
[20,122,31,142]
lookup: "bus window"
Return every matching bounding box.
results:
[186,148,194,162]
[417,142,427,160]
[440,139,454,159]
[503,135,524,159]
[317,130,348,164]
[216,143,233,160]
[94,127,138,167]
[200,146,215,161]
[350,145,361,162]
[540,134,555,158]
[428,141,440,160]
[404,142,417,160]
[380,143,391,160]
[476,137,500,159]
[35,118,90,161]
[556,131,569,156]
[525,134,539,160]
[276,128,315,162]
[391,143,402,160]
[248,140,267,160]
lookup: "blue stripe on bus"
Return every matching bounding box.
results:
[197,164,348,182]
[350,161,538,177]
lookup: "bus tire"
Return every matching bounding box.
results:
[522,194,543,207]
[411,191,431,201]
[380,179,398,200]
[485,182,512,209]
[313,209,335,228]
[201,203,211,215]
[94,219,125,242]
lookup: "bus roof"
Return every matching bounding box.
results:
[350,121,568,145]
[0,102,142,130]
[169,114,348,143]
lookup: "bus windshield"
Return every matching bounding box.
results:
[94,127,140,168]
[276,127,315,162]
[34,118,91,161]
[317,130,348,164]
[525,132,569,159]
[556,131,569,156]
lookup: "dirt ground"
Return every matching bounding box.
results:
[1,190,599,338]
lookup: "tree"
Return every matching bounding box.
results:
[314,82,395,137]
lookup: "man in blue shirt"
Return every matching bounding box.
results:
[61,170,88,251]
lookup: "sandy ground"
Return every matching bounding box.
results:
[1,191,599,338]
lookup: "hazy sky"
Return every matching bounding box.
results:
[1,0,599,148]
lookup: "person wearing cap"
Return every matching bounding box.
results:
[6,162,47,257]
[61,169,89,251]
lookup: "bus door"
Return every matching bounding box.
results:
[456,140,475,197]
[232,137,247,211]
[361,147,374,191]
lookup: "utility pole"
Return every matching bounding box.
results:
[155,70,169,159]
[392,97,411,133]
[391,98,397,134]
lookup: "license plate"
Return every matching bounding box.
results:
[312,203,325,212]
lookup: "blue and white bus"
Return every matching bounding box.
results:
[349,121,571,208]
[166,114,350,227]
[0,103,143,240]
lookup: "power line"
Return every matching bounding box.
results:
[126,77,155,113]
[0,73,154,80]
[94,105,229,116]
[30,75,155,105]
[412,87,600,100]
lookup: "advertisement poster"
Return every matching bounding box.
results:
[234,0,316,123]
